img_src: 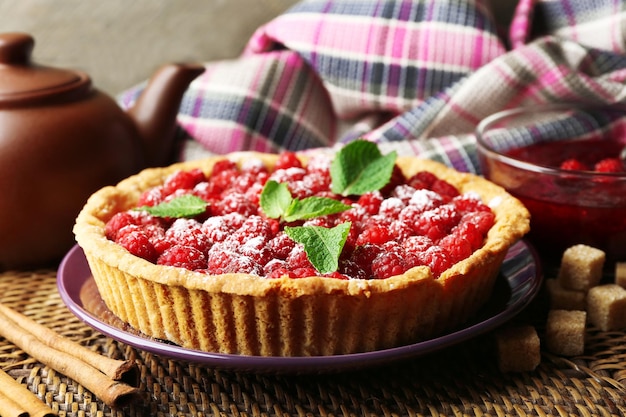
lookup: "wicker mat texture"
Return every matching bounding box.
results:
[1,268,626,417]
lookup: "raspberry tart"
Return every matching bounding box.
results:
[74,142,530,356]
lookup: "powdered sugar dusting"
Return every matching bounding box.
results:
[106,153,496,279]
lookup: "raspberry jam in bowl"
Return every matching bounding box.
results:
[476,105,626,262]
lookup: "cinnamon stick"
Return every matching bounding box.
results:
[0,368,56,417]
[0,303,138,386]
[0,307,141,408]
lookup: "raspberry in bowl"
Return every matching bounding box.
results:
[74,141,530,356]
[476,105,626,262]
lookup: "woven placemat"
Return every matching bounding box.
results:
[1,268,626,417]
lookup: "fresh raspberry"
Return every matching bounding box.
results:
[453,221,483,251]
[206,243,262,275]
[244,182,266,206]
[408,171,437,189]
[142,223,167,242]
[289,181,315,199]
[230,171,269,194]
[380,164,406,196]
[117,229,158,263]
[402,235,435,253]
[400,236,426,269]
[560,158,587,171]
[266,267,295,278]
[460,211,495,235]
[105,212,137,240]
[202,215,236,244]
[111,150,498,280]
[451,193,490,214]
[209,169,238,194]
[211,159,238,176]
[269,167,307,185]
[356,224,393,246]
[388,219,413,241]
[338,205,367,228]
[408,189,444,212]
[158,245,207,270]
[222,212,246,229]
[267,232,296,259]
[412,204,461,240]
[237,236,272,265]
[266,217,281,235]
[371,247,406,279]
[163,168,206,195]
[274,151,303,170]
[291,267,319,278]
[212,192,258,216]
[289,171,332,199]
[416,246,452,277]
[240,158,269,176]
[300,217,332,228]
[349,243,383,277]
[231,215,276,243]
[378,197,406,218]
[304,171,331,194]
[594,158,623,173]
[391,184,418,204]
[263,259,292,277]
[338,258,369,280]
[323,271,350,280]
[343,223,360,252]
[356,191,384,215]
[439,233,473,263]
[137,186,166,207]
[286,245,314,270]
[191,181,223,203]
[164,219,212,255]
[430,179,459,201]
[105,211,163,241]
[205,242,233,272]
[304,154,331,173]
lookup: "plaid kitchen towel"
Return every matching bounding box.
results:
[119,0,626,174]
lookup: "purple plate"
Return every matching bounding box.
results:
[57,240,542,374]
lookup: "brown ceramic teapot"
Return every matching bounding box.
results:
[0,32,205,269]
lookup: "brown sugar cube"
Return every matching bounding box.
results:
[557,244,605,291]
[615,262,626,288]
[495,325,541,372]
[586,284,626,331]
[545,278,586,310]
[545,310,586,356]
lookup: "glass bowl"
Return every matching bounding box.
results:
[476,104,626,262]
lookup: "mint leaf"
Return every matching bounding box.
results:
[260,180,350,222]
[330,139,397,196]
[283,197,351,222]
[260,180,293,219]
[135,194,208,218]
[284,222,351,274]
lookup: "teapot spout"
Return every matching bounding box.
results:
[128,63,205,167]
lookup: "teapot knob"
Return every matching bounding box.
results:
[0,32,34,65]
[0,32,90,105]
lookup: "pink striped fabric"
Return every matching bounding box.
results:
[119,0,626,173]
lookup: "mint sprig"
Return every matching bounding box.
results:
[135,194,208,218]
[260,140,397,275]
[331,139,397,196]
[284,223,351,274]
[260,180,350,274]
[260,180,350,222]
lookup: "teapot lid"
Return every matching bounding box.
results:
[0,32,90,105]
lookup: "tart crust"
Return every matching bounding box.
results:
[74,152,530,356]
